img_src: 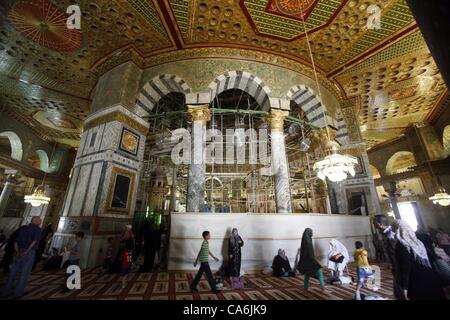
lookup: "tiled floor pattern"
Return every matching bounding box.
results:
[0,263,395,300]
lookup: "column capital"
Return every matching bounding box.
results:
[267,109,289,132]
[187,104,211,123]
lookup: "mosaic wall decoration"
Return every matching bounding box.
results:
[119,127,140,156]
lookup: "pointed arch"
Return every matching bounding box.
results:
[386,151,416,176]
[207,71,272,110]
[135,74,191,115]
[0,131,23,161]
[286,85,328,128]
[35,149,49,172]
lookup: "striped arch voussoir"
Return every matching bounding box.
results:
[135,74,191,115]
[208,70,272,110]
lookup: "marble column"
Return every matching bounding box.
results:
[0,181,14,217]
[385,181,401,219]
[267,110,292,213]
[52,105,148,268]
[170,166,177,212]
[186,105,210,212]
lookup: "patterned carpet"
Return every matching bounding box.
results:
[0,262,395,300]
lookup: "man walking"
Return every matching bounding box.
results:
[1,216,42,299]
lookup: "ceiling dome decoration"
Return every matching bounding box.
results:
[7,0,82,51]
[240,0,347,41]
[270,0,318,19]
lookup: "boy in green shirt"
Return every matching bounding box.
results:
[190,231,219,293]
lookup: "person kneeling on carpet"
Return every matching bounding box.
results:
[272,249,295,277]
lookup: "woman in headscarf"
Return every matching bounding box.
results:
[297,228,328,292]
[392,220,446,300]
[327,239,350,279]
[272,249,294,277]
[228,228,244,278]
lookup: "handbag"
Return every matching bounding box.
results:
[230,276,244,289]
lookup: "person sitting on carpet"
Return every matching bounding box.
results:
[272,249,295,277]
[327,239,350,281]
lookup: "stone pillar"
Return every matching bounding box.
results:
[0,181,14,217]
[384,181,401,219]
[415,124,446,161]
[170,166,177,212]
[186,105,210,212]
[267,109,292,213]
[52,105,148,268]
[406,0,450,88]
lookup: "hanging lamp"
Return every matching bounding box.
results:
[429,187,450,207]
[299,13,357,183]
[24,141,56,207]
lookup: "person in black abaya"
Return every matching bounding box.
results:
[393,220,446,300]
[272,249,294,277]
[227,228,244,277]
[140,221,161,272]
[297,228,328,292]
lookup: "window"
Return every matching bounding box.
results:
[397,202,419,231]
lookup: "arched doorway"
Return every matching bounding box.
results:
[385,151,416,175]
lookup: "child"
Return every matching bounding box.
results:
[353,241,376,300]
[190,231,220,293]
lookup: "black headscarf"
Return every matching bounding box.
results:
[297,228,322,276]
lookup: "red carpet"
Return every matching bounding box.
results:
[0,262,395,300]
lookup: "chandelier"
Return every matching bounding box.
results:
[24,141,56,207]
[297,13,357,183]
[313,140,358,183]
[429,187,450,207]
[24,185,51,207]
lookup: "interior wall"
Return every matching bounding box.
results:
[139,58,342,118]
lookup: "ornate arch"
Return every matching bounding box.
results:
[35,149,49,172]
[208,70,271,110]
[135,74,191,115]
[286,84,328,128]
[0,131,23,161]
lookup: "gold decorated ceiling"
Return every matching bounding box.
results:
[0,0,447,149]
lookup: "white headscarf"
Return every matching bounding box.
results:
[328,239,350,261]
[392,220,431,268]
